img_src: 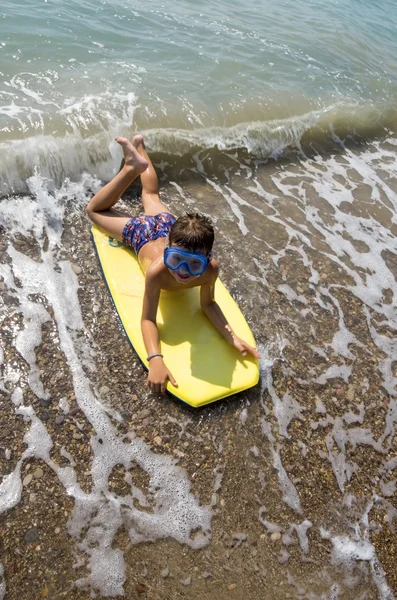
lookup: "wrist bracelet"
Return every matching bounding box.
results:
[147,353,164,361]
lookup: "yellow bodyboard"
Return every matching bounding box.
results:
[92,225,259,407]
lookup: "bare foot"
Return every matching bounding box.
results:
[115,136,148,173]
[132,134,145,149]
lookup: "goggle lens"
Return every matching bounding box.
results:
[164,248,209,276]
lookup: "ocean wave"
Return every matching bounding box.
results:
[0,102,395,196]
[143,102,397,156]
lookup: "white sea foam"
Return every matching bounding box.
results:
[0,462,23,514]
[204,177,249,235]
[0,89,138,194]
[326,501,395,600]
[58,397,70,413]
[239,140,397,596]
[332,536,374,563]
[0,135,112,195]
[258,344,303,514]
[288,520,312,554]
[0,127,396,597]
[0,177,212,596]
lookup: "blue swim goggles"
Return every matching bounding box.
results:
[164,247,212,276]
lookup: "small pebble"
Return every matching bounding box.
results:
[180,577,191,586]
[270,532,282,542]
[73,433,82,440]
[228,584,237,591]
[153,436,162,446]
[0,428,11,440]
[55,527,60,534]
[24,527,40,543]
[346,385,355,401]
[34,468,44,479]
[55,416,65,426]
[71,264,82,275]
[202,571,211,579]
[23,474,33,487]
[99,386,110,396]
[232,533,247,542]
[160,567,169,578]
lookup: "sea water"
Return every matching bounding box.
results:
[1,0,396,193]
[0,0,397,597]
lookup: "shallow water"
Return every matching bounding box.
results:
[0,0,397,598]
[1,133,397,598]
[1,0,397,195]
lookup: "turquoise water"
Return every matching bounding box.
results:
[1,0,396,150]
[0,0,396,193]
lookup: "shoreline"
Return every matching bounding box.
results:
[0,137,396,598]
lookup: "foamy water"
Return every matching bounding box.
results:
[1,131,396,596]
[0,177,213,595]
[1,0,397,194]
[0,0,397,597]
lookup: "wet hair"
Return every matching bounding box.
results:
[169,213,214,255]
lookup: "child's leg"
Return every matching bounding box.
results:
[132,135,172,216]
[86,137,148,241]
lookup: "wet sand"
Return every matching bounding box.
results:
[0,137,396,599]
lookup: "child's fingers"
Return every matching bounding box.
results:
[167,370,178,388]
[148,377,167,395]
[248,345,260,358]
[240,342,260,359]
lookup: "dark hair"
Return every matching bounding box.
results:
[169,213,214,255]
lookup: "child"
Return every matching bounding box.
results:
[87,135,260,395]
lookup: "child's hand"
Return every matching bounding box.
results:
[231,336,261,359]
[147,358,178,395]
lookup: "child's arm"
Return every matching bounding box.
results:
[200,263,260,359]
[141,271,178,395]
